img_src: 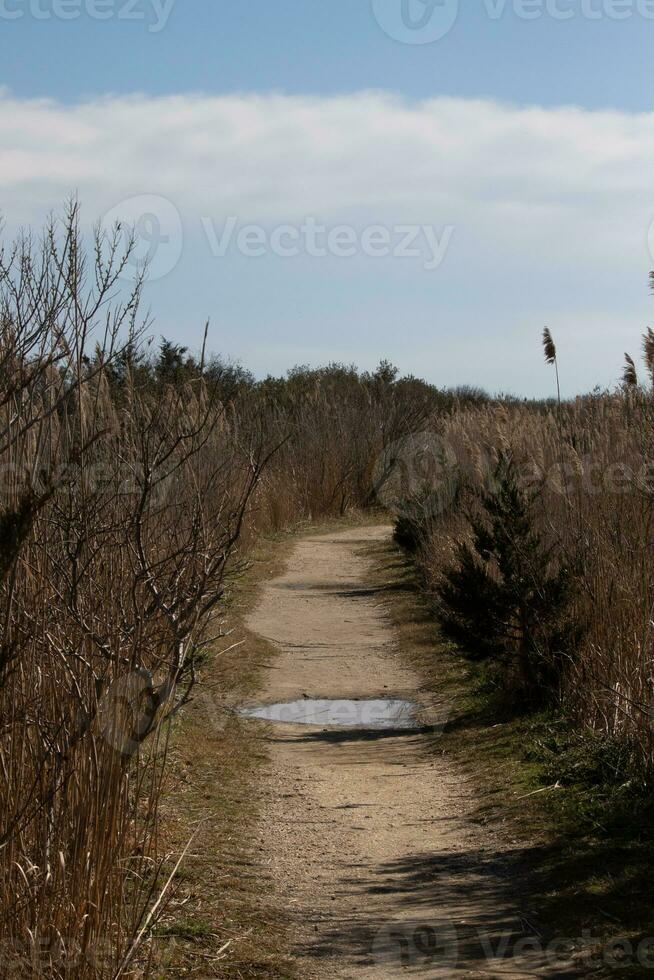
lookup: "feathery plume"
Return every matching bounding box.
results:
[642,327,654,377]
[623,353,638,388]
[542,327,557,365]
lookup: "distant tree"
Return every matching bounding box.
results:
[452,384,490,407]
[108,339,153,389]
[155,339,197,384]
[370,359,399,386]
[204,356,255,402]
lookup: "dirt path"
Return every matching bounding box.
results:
[244,526,577,978]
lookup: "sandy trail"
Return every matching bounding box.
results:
[245,526,577,978]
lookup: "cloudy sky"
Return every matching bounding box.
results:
[1,1,653,394]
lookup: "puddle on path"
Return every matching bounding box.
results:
[238,697,421,729]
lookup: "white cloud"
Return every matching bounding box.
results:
[1,88,652,393]
[0,90,652,229]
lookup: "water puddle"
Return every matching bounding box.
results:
[239,697,421,729]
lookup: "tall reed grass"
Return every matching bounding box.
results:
[0,207,444,976]
[410,344,654,770]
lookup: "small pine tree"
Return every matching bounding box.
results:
[435,455,579,706]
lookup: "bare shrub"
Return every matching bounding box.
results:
[0,206,268,977]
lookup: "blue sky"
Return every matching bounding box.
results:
[1,0,654,394]
[1,0,648,109]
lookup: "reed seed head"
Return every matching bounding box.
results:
[642,327,654,377]
[542,327,557,365]
[623,353,638,388]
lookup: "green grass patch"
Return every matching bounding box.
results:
[155,918,215,942]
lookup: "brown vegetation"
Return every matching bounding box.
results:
[408,337,654,772]
[4,203,654,976]
[0,208,447,977]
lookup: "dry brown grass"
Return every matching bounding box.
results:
[0,207,282,977]
[366,526,654,975]
[0,206,430,977]
[414,362,654,771]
